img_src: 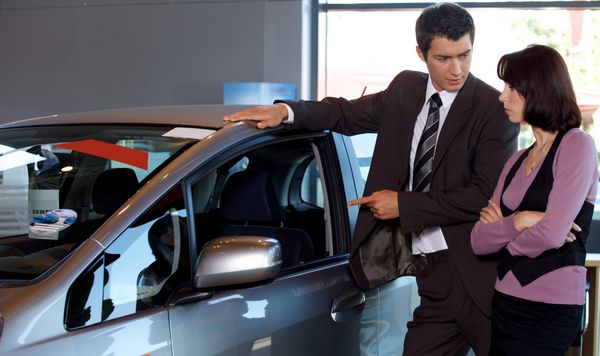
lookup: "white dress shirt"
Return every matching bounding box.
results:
[409,79,458,254]
[278,103,294,123]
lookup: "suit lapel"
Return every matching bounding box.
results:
[432,73,475,175]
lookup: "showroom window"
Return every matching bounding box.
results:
[317,1,600,179]
[317,1,600,253]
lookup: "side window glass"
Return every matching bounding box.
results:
[65,258,105,329]
[65,185,188,329]
[191,138,334,272]
[300,159,324,208]
[350,133,377,181]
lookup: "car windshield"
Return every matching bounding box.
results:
[0,124,201,280]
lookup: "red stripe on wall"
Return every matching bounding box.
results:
[56,139,148,170]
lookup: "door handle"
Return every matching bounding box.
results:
[330,289,366,322]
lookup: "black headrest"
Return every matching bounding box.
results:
[220,170,284,224]
[92,168,139,215]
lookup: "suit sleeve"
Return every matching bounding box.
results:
[280,72,410,135]
[396,99,520,234]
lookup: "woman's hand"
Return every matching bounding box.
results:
[514,211,580,243]
[566,223,581,243]
[479,200,503,224]
[513,211,544,232]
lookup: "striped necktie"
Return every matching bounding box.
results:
[413,92,442,193]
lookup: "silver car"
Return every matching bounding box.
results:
[0,105,418,355]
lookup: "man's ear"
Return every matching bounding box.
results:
[416,46,426,62]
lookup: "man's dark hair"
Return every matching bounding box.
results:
[497,44,581,132]
[415,2,475,58]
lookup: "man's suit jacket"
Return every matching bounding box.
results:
[286,70,519,317]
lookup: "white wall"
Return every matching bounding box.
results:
[0,0,307,121]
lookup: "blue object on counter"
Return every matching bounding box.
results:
[33,212,60,224]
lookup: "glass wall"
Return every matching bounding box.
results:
[318,2,600,255]
[318,2,600,155]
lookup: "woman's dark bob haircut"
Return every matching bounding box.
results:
[497,44,581,132]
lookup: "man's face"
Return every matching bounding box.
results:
[417,34,473,92]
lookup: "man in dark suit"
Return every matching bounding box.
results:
[225,3,519,355]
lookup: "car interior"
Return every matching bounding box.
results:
[191,137,331,269]
[219,169,315,267]
[0,126,193,279]
[0,165,141,277]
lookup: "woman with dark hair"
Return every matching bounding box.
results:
[137,215,177,306]
[470,44,598,354]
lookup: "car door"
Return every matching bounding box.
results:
[168,133,369,355]
[341,132,419,356]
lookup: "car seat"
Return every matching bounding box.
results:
[71,168,139,241]
[91,168,139,216]
[219,170,314,268]
[0,245,25,257]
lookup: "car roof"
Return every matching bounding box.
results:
[0,104,253,129]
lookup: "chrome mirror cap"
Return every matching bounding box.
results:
[194,236,282,289]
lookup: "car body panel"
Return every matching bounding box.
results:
[11,309,171,355]
[171,261,362,356]
[0,105,251,130]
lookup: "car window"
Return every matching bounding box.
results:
[65,185,189,329]
[110,139,181,182]
[190,137,335,269]
[0,125,195,280]
[350,133,376,181]
[300,158,324,208]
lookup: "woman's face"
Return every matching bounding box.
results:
[159,226,175,247]
[499,82,526,124]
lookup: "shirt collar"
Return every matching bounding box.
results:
[425,77,458,109]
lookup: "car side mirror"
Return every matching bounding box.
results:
[194,236,282,289]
